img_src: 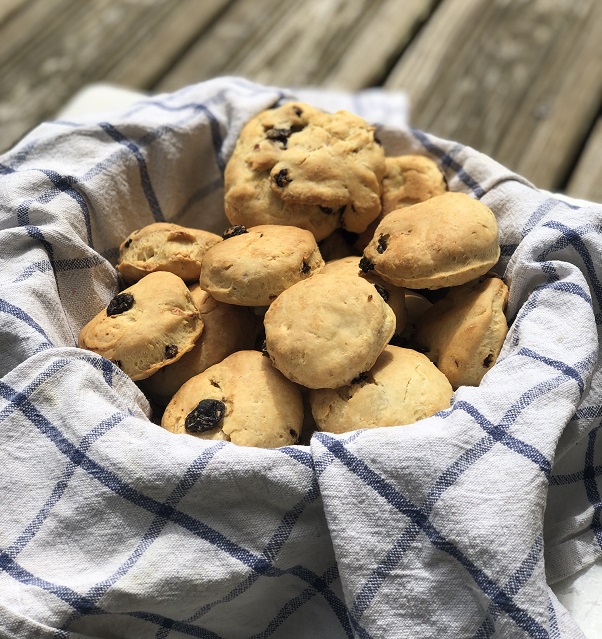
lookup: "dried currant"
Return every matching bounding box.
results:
[351,372,368,385]
[185,399,226,433]
[483,353,494,368]
[124,238,133,248]
[107,292,134,316]
[300,261,311,274]
[293,106,303,117]
[273,168,292,188]
[223,225,248,240]
[266,127,291,147]
[359,257,375,273]
[374,283,389,301]
[165,344,178,359]
[376,234,389,254]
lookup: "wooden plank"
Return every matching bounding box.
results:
[104,0,232,88]
[0,0,30,26]
[384,0,602,191]
[321,0,438,89]
[0,0,76,68]
[0,0,231,153]
[158,0,438,92]
[565,117,602,204]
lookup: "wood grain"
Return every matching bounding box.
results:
[565,116,602,204]
[157,0,438,91]
[385,0,602,191]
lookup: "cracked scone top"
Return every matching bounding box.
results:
[224,101,386,241]
[264,274,396,389]
[161,350,303,448]
[309,345,453,434]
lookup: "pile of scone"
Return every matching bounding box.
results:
[78,101,509,448]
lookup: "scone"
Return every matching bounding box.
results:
[78,271,203,381]
[264,274,396,389]
[353,154,447,253]
[310,345,453,434]
[200,224,324,306]
[414,275,509,388]
[139,284,258,405]
[117,222,222,283]
[224,101,386,241]
[161,350,303,448]
[321,255,407,336]
[381,154,447,215]
[361,192,500,289]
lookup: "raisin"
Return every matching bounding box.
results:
[374,283,389,301]
[165,344,178,359]
[376,234,389,254]
[293,106,303,117]
[300,261,311,274]
[289,429,298,439]
[389,334,407,347]
[273,168,292,188]
[223,225,248,239]
[124,238,133,248]
[359,257,375,273]
[351,372,368,385]
[483,353,494,368]
[113,359,123,369]
[185,399,226,433]
[266,127,291,147]
[107,292,134,316]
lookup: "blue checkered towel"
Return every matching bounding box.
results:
[0,77,600,638]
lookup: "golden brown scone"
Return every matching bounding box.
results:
[161,350,303,448]
[199,224,324,306]
[78,272,203,381]
[361,192,500,289]
[381,155,447,215]
[264,274,396,389]
[117,222,222,283]
[138,284,258,405]
[352,154,447,254]
[414,275,509,388]
[320,256,407,336]
[224,102,385,241]
[309,345,453,434]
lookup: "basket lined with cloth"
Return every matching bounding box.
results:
[0,77,600,638]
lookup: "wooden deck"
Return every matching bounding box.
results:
[1,0,601,202]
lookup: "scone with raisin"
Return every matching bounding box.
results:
[264,274,396,389]
[117,222,222,283]
[361,192,500,289]
[139,284,258,405]
[200,224,324,306]
[224,101,386,241]
[161,350,303,448]
[78,271,203,381]
[415,274,509,388]
[310,345,453,434]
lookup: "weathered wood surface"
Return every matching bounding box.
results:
[385,0,602,193]
[0,0,600,203]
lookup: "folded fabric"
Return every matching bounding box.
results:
[0,76,600,639]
